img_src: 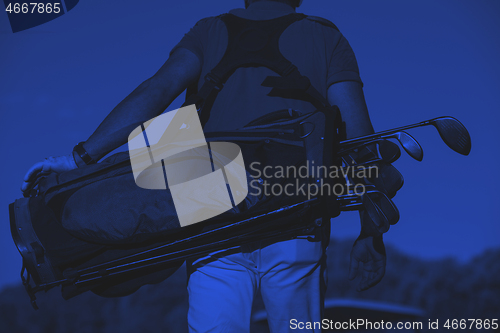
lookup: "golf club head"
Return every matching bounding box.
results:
[364,190,400,227]
[338,139,401,165]
[431,117,471,155]
[362,193,389,232]
[394,132,424,161]
[373,191,400,225]
[377,140,401,163]
[366,164,404,198]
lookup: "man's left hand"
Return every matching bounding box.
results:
[348,235,386,291]
[21,154,77,196]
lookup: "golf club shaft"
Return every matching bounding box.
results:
[339,119,435,147]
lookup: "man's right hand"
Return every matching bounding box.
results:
[21,154,77,197]
[348,235,387,291]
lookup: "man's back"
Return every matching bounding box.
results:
[170,2,370,333]
[171,1,362,132]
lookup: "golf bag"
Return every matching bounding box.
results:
[10,106,343,308]
[10,13,352,308]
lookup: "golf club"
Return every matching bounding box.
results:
[339,116,471,156]
[361,193,386,229]
[338,187,399,232]
[338,131,423,161]
[340,140,401,164]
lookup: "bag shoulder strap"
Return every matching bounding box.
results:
[183,13,333,127]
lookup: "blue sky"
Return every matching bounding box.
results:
[1,0,499,289]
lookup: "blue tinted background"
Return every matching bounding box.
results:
[0,0,499,289]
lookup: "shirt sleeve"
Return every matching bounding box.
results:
[169,17,212,67]
[327,34,363,87]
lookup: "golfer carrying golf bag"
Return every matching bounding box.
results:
[21,0,392,331]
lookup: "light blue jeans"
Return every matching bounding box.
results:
[186,225,328,333]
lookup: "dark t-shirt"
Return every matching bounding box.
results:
[170,1,362,132]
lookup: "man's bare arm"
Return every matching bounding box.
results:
[22,48,201,192]
[81,48,202,162]
[328,80,386,292]
[327,81,374,139]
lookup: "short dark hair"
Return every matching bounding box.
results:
[245,0,301,9]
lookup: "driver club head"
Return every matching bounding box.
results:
[431,117,471,155]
